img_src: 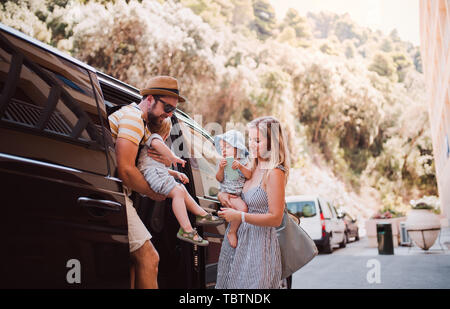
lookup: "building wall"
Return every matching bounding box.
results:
[419,0,450,226]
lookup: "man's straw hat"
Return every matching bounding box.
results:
[140,76,186,103]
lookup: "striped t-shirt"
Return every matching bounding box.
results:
[108,103,150,146]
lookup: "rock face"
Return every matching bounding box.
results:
[286,163,379,222]
[405,209,441,250]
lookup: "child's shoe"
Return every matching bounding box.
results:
[196,213,224,226]
[177,227,209,246]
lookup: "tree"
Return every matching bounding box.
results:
[380,38,393,52]
[413,50,423,73]
[282,8,312,39]
[391,52,413,82]
[277,26,296,44]
[230,0,254,29]
[368,52,398,82]
[334,15,361,42]
[344,41,356,59]
[250,0,276,40]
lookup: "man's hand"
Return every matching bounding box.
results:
[147,148,172,167]
[116,138,166,201]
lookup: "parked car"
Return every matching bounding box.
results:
[285,195,346,253]
[342,212,360,242]
[0,22,225,288]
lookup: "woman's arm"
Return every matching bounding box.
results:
[218,168,285,227]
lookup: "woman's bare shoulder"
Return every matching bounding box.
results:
[264,168,284,190]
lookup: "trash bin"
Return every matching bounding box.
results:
[376,223,394,255]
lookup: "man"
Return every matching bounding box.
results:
[108,76,186,289]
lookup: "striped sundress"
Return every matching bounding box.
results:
[216,166,284,289]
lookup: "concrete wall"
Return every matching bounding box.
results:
[419,0,450,226]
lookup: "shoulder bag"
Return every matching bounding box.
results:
[276,208,319,279]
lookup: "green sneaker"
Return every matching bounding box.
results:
[196,213,225,226]
[177,227,209,246]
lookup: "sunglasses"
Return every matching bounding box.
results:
[154,96,177,113]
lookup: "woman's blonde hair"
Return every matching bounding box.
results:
[247,116,290,186]
[148,117,172,140]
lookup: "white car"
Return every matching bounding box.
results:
[285,195,346,253]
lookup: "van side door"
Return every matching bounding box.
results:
[174,116,224,289]
[327,201,343,244]
[0,29,129,288]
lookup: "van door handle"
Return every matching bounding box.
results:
[77,197,122,212]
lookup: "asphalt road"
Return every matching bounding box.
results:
[291,234,450,289]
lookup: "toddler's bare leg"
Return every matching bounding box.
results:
[227,195,248,249]
[167,185,194,232]
[180,185,208,216]
[218,191,232,208]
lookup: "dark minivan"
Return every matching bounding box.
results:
[0,23,224,289]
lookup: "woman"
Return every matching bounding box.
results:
[216,116,290,289]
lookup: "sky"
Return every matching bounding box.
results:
[269,0,421,46]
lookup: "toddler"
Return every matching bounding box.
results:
[214,130,252,248]
[137,118,223,246]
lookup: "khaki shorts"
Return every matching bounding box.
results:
[125,194,152,253]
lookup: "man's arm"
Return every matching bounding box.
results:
[147,148,172,167]
[115,137,165,201]
[150,138,185,167]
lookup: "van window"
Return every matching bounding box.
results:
[329,203,338,218]
[286,201,317,218]
[0,31,107,174]
[0,33,103,143]
[318,198,332,219]
[177,120,221,198]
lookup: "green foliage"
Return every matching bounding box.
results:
[250,0,275,40]
[282,8,311,39]
[369,52,398,82]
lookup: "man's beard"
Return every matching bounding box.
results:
[147,102,164,125]
[148,110,162,125]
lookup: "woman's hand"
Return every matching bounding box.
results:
[218,207,241,223]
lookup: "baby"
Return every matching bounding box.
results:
[214,130,252,248]
[137,117,223,246]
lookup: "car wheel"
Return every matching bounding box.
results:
[322,234,332,254]
[339,233,347,248]
[355,230,360,241]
